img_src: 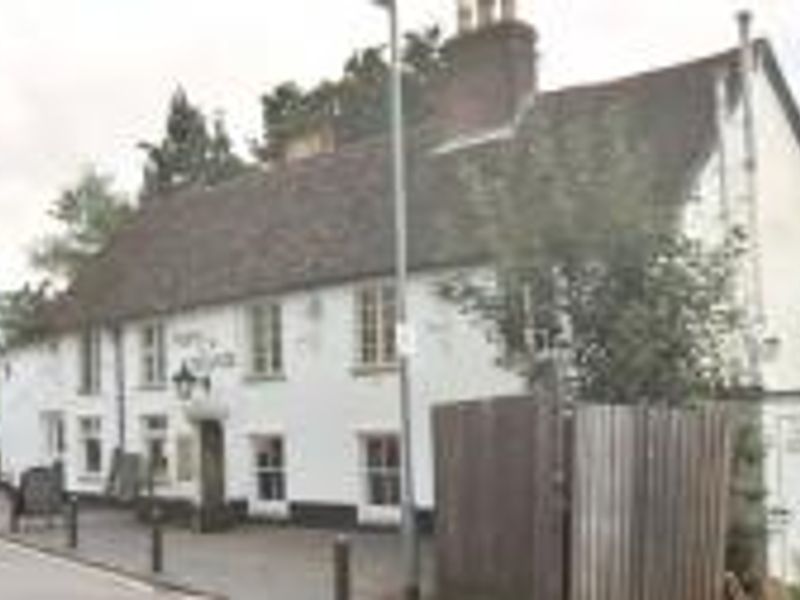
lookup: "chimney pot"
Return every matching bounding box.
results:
[500,0,516,20]
[457,0,473,32]
[477,0,495,27]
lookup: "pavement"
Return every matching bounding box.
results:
[0,538,205,599]
[0,494,435,600]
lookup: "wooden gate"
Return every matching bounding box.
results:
[433,399,732,600]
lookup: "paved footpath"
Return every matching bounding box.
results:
[0,538,204,599]
[0,493,434,599]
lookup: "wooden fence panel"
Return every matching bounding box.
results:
[434,398,732,600]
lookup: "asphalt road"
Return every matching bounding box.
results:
[0,539,205,599]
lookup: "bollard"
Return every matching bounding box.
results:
[333,534,351,600]
[9,489,20,534]
[67,496,78,549]
[150,503,163,574]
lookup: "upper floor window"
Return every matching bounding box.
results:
[246,302,283,378]
[140,322,167,388]
[78,329,101,395]
[355,284,396,368]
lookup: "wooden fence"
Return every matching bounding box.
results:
[433,399,732,600]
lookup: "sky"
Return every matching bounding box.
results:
[0,0,797,292]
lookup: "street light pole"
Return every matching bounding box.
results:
[371,1,420,598]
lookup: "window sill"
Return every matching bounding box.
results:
[76,390,102,398]
[244,373,287,384]
[78,473,103,484]
[358,504,401,524]
[138,384,168,392]
[351,364,399,378]
[251,500,289,518]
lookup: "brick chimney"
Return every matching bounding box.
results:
[437,0,537,140]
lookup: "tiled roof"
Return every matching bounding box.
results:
[51,46,749,331]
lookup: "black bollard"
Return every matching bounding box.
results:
[333,534,351,600]
[9,489,20,534]
[67,496,78,549]
[150,503,163,574]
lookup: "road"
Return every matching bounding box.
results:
[0,539,206,599]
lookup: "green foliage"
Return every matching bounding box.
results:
[0,282,51,350]
[257,26,444,161]
[140,88,246,198]
[450,99,743,404]
[31,168,133,282]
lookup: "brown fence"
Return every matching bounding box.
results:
[433,399,732,600]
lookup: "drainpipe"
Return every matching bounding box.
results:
[714,69,731,231]
[112,325,126,451]
[737,10,764,391]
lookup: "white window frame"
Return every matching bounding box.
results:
[78,329,102,395]
[354,283,397,369]
[360,433,401,509]
[142,415,169,483]
[41,411,66,463]
[175,434,196,483]
[252,435,287,510]
[245,301,283,379]
[78,416,102,477]
[140,322,167,388]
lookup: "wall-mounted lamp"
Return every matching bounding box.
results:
[172,361,211,400]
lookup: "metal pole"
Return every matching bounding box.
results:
[151,503,163,574]
[333,534,352,600]
[67,495,78,549]
[386,2,420,598]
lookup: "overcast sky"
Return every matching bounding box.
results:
[0,0,797,292]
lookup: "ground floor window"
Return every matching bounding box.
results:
[175,434,195,482]
[78,416,102,475]
[142,415,169,482]
[362,434,401,507]
[253,436,285,502]
[42,412,66,461]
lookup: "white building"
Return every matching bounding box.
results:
[1,1,800,582]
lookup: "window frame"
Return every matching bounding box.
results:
[354,283,397,370]
[252,435,286,504]
[140,322,167,389]
[78,329,102,395]
[361,433,401,508]
[141,414,170,483]
[245,300,284,379]
[78,416,102,476]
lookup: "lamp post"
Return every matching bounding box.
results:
[370,1,419,598]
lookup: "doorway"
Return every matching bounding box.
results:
[197,419,226,531]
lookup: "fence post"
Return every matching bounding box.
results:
[151,503,163,574]
[333,534,351,600]
[66,495,78,549]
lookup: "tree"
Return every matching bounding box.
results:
[0,283,51,350]
[31,168,134,282]
[140,88,246,199]
[447,99,743,403]
[256,26,444,162]
[446,98,763,583]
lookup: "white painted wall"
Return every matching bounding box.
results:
[689,54,800,582]
[0,268,523,521]
[763,400,800,583]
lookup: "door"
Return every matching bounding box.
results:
[199,420,226,512]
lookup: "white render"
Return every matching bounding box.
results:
[0,269,523,520]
